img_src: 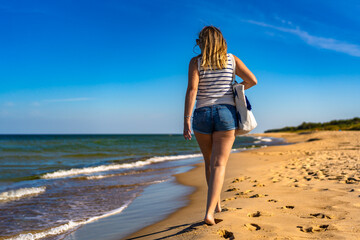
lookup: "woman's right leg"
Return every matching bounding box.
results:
[204,129,236,225]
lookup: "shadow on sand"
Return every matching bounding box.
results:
[125,218,223,240]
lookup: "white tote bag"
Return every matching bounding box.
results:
[230,54,257,135]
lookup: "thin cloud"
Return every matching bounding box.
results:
[44,97,92,103]
[30,101,41,106]
[242,19,360,57]
[3,101,15,107]
[273,14,293,26]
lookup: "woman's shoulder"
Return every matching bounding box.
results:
[228,53,241,64]
[192,54,202,60]
[189,55,201,65]
[228,53,241,60]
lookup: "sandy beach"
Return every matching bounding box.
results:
[124,131,360,240]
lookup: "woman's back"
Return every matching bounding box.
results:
[196,53,235,109]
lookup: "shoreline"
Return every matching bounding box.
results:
[63,136,282,240]
[124,131,360,239]
[63,163,200,240]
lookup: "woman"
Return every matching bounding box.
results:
[183,26,258,225]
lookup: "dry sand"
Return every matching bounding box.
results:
[124,131,360,240]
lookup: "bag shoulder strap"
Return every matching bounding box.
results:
[197,56,201,73]
[229,53,237,84]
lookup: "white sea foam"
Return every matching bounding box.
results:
[41,147,259,180]
[0,186,46,201]
[230,147,247,153]
[253,136,273,142]
[41,153,203,179]
[260,138,273,142]
[85,175,108,180]
[4,200,132,240]
[150,179,168,184]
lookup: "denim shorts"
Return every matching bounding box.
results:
[192,104,238,134]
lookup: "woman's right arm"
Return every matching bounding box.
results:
[183,57,199,140]
[233,54,258,90]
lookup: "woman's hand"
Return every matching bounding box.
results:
[240,81,254,90]
[183,119,192,140]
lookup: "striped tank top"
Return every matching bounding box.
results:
[195,53,236,109]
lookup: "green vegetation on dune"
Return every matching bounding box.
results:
[265,117,360,133]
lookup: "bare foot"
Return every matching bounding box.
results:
[215,204,222,213]
[204,214,216,225]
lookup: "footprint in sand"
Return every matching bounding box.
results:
[270,177,281,183]
[289,182,308,188]
[296,224,330,232]
[204,218,224,226]
[214,218,223,224]
[249,193,267,198]
[311,187,330,192]
[232,176,251,183]
[236,192,267,199]
[327,176,345,181]
[244,223,261,231]
[280,205,295,209]
[267,199,278,203]
[300,212,333,219]
[222,207,242,212]
[217,229,235,239]
[252,183,265,187]
[345,177,360,184]
[310,213,332,219]
[306,138,321,142]
[225,187,239,192]
[222,197,237,202]
[235,189,253,196]
[247,211,261,217]
[303,176,312,181]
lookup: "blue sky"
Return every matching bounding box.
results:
[1,0,359,134]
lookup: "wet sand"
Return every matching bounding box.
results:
[124,131,360,240]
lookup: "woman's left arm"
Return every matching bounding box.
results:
[233,54,257,90]
[183,57,199,140]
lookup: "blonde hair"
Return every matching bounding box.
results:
[197,26,228,70]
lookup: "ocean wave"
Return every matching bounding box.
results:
[3,200,132,240]
[0,186,46,202]
[254,136,273,142]
[84,175,108,180]
[230,147,247,153]
[41,153,203,179]
[260,138,273,142]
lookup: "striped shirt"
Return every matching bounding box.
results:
[195,53,236,109]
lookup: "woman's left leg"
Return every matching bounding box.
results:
[194,131,222,212]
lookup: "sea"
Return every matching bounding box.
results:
[0,134,286,240]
